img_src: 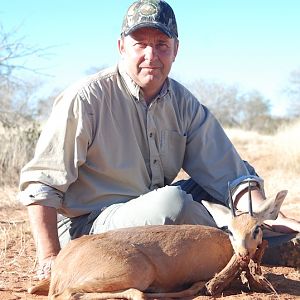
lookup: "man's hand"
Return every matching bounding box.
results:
[36,256,56,280]
[27,204,61,279]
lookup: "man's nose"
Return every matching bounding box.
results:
[144,45,157,60]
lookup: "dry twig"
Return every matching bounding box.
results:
[205,240,275,296]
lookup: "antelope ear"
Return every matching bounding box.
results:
[255,190,288,221]
[201,200,233,228]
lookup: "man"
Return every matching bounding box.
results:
[19,0,299,280]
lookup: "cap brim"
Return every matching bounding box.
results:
[124,22,174,38]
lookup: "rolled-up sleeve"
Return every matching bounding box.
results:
[19,84,94,202]
[18,182,64,208]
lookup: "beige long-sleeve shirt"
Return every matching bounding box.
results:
[19,63,261,217]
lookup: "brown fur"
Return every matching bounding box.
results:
[49,225,233,298]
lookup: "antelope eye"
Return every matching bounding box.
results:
[253,225,261,239]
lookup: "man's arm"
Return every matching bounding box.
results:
[27,204,61,279]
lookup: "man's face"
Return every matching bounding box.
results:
[118,27,179,101]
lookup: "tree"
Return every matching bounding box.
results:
[0,23,49,185]
[0,22,53,125]
[240,90,271,131]
[189,79,243,127]
[0,23,47,84]
[189,79,272,132]
[35,89,60,121]
[285,67,300,117]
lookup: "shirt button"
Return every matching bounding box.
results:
[149,133,153,138]
[153,159,157,164]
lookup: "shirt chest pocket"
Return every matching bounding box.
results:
[160,130,187,183]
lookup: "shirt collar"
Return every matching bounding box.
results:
[118,61,170,102]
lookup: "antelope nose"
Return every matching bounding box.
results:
[238,253,250,267]
[238,249,250,260]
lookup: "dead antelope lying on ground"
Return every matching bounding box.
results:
[29,189,288,300]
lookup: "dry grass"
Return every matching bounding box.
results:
[0,191,32,260]
[226,119,300,173]
[0,122,40,186]
[0,204,36,297]
[272,120,300,173]
[1,219,27,261]
[226,119,300,219]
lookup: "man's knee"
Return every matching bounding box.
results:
[89,186,192,232]
[145,186,216,226]
[149,186,192,223]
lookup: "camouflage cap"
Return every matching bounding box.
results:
[121,0,178,39]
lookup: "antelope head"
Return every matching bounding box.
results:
[202,186,288,260]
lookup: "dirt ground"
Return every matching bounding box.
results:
[0,192,299,300]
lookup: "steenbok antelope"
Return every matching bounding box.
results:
[29,189,288,300]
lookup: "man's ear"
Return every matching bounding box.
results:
[173,39,179,62]
[118,38,125,55]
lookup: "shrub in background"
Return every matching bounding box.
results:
[0,121,41,186]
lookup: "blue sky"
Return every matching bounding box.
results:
[1,0,300,116]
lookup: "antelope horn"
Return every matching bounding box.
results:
[248,180,253,216]
[228,182,236,217]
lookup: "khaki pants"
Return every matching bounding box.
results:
[58,179,218,248]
